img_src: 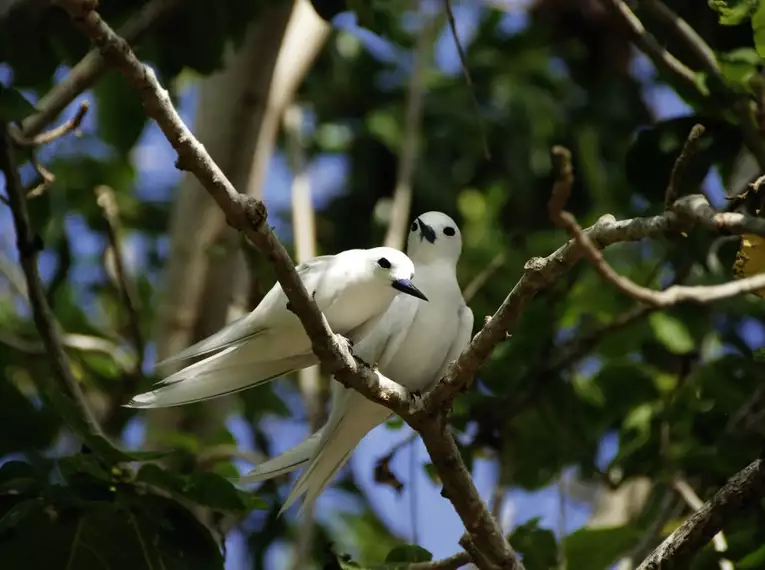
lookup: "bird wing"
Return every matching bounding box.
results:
[279,389,391,515]
[353,294,419,368]
[126,351,316,408]
[155,255,337,367]
[236,379,349,484]
[433,302,474,381]
[238,430,323,483]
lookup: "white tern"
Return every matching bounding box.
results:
[240,212,474,513]
[126,247,428,408]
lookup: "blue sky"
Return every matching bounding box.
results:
[2,1,765,569]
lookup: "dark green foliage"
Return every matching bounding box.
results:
[0,455,244,569]
[508,517,559,570]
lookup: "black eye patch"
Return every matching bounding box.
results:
[411,221,418,232]
[377,257,391,269]
[443,227,456,236]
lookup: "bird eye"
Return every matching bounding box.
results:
[443,227,456,236]
[411,221,418,232]
[377,257,392,269]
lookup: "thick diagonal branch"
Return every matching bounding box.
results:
[637,459,765,570]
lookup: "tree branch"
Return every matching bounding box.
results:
[0,124,104,438]
[17,0,180,139]
[548,146,765,307]
[672,478,734,570]
[95,184,144,372]
[410,551,472,570]
[664,124,705,210]
[94,184,147,433]
[637,459,765,570]
[284,102,323,570]
[416,419,523,570]
[13,100,89,146]
[601,0,700,95]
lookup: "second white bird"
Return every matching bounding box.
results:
[240,211,474,513]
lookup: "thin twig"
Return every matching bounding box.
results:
[384,4,432,250]
[607,0,765,170]
[643,0,765,170]
[0,330,132,367]
[27,153,55,199]
[94,184,146,432]
[637,460,765,570]
[672,478,734,570]
[442,0,490,160]
[641,0,720,77]
[410,551,472,570]
[602,0,700,95]
[0,124,104,438]
[13,100,89,147]
[95,185,144,372]
[196,444,266,470]
[548,146,765,308]
[664,124,706,210]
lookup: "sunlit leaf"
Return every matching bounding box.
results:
[508,517,558,570]
[649,312,695,354]
[708,0,759,25]
[733,234,765,297]
[563,526,642,570]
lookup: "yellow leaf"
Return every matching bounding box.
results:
[733,233,765,298]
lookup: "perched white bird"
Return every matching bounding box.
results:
[240,212,474,513]
[126,247,428,408]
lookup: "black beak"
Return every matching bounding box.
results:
[417,217,436,244]
[391,279,429,301]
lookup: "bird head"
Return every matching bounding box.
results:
[407,211,463,265]
[368,247,428,301]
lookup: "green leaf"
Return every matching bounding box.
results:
[0,377,59,455]
[564,526,642,570]
[0,499,42,533]
[184,471,259,512]
[0,84,37,122]
[135,463,186,493]
[137,466,267,512]
[58,454,112,483]
[718,48,762,93]
[755,1,765,58]
[384,545,433,564]
[649,312,695,354]
[92,69,147,153]
[739,543,765,569]
[709,0,759,25]
[0,491,224,570]
[508,517,558,570]
[385,417,405,430]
